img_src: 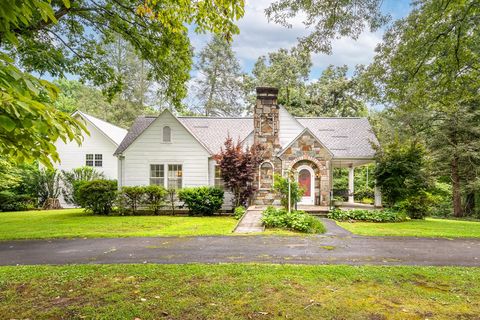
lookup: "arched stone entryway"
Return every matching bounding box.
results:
[287,156,330,206]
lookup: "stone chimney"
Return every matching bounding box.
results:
[254,87,280,158]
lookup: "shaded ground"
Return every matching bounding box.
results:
[1,264,479,319]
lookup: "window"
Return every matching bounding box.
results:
[168,164,182,189]
[259,162,274,190]
[85,154,94,167]
[95,154,103,167]
[150,164,165,186]
[163,126,171,143]
[214,165,224,189]
[86,154,102,167]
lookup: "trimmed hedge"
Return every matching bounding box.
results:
[76,180,117,215]
[328,208,407,222]
[177,186,224,216]
[262,206,326,234]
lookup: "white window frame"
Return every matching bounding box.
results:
[85,154,94,167]
[148,162,183,189]
[149,164,165,186]
[162,126,172,143]
[214,165,224,189]
[94,154,103,167]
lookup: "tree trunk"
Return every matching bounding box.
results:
[465,192,475,216]
[43,198,62,210]
[451,156,463,217]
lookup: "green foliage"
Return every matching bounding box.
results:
[233,206,246,220]
[0,54,86,166]
[375,140,431,206]
[61,167,105,206]
[143,185,167,215]
[262,206,326,233]
[76,180,118,215]
[119,186,146,215]
[328,208,407,223]
[55,79,158,128]
[396,191,439,220]
[265,0,387,53]
[178,187,224,216]
[193,35,246,116]
[272,173,304,209]
[0,191,34,212]
[34,169,62,206]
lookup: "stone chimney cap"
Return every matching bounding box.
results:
[256,87,279,97]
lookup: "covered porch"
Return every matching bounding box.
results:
[331,159,382,209]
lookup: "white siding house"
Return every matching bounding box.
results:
[53,111,127,206]
[116,110,211,188]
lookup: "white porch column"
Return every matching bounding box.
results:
[374,183,382,208]
[348,165,354,204]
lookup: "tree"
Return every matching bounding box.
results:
[366,0,480,217]
[266,0,388,53]
[0,0,244,166]
[193,35,246,116]
[303,65,368,117]
[214,137,264,207]
[248,46,311,109]
[54,79,157,128]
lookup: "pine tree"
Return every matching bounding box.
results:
[193,36,246,116]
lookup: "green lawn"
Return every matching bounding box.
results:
[0,209,238,240]
[0,264,478,319]
[338,218,480,238]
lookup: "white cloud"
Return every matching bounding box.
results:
[190,0,383,79]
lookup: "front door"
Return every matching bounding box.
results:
[298,166,314,205]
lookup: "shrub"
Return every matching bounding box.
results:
[77,180,117,215]
[328,208,407,222]
[273,173,304,209]
[0,191,33,212]
[396,191,438,219]
[119,186,146,214]
[178,186,224,216]
[143,185,167,215]
[233,206,246,220]
[61,167,105,205]
[166,188,177,215]
[262,206,326,234]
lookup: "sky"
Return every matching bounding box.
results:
[189,0,412,81]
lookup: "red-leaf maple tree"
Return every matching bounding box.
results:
[214,137,264,207]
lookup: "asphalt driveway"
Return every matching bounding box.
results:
[1,219,479,266]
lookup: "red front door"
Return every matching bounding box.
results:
[298,169,311,197]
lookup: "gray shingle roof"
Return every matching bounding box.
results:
[114,113,378,159]
[296,117,378,158]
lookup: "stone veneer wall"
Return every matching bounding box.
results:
[253,88,282,206]
[280,131,332,206]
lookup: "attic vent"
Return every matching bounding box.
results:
[331,135,348,138]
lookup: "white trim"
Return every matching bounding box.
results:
[297,165,315,205]
[258,160,275,190]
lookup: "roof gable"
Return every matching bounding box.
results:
[114,109,212,155]
[73,111,127,146]
[278,127,334,158]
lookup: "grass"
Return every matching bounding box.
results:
[0,209,305,240]
[0,209,238,240]
[0,264,479,319]
[338,217,480,238]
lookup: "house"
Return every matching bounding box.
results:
[114,87,381,208]
[53,111,128,206]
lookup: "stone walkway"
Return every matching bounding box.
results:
[233,206,264,233]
